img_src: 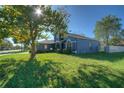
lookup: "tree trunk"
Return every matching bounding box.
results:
[29,39,36,61]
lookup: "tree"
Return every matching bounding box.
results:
[1,5,69,60]
[94,15,122,46]
[0,6,20,43]
[49,7,70,52]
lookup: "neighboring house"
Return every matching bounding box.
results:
[104,40,124,53]
[37,40,55,52]
[105,46,124,53]
[37,33,100,54]
[117,40,124,46]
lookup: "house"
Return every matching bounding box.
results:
[104,40,124,53]
[36,33,100,54]
[36,40,55,52]
[104,45,124,53]
[117,40,124,46]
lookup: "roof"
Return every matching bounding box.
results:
[116,40,124,46]
[68,33,87,39]
[39,40,55,44]
[120,40,124,45]
[68,33,99,42]
[39,33,99,44]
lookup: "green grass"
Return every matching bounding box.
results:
[0,52,124,88]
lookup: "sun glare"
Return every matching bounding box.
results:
[35,8,42,16]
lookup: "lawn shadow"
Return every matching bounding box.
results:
[1,58,124,88]
[62,52,124,62]
[3,59,67,88]
[71,63,124,88]
[0,58,22,87]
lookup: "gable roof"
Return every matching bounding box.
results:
[67,33,99,42]
[68,33,87,39]
[39,33,99,44]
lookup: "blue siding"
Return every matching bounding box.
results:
[65,36,100,54]
[76,39,100,53]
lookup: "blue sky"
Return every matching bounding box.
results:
[9,5,124,44]
[53,5,124,38]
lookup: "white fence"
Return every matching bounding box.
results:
[106,46,124,53]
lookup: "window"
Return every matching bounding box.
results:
[89,42,92,50]
[44,45,47,49]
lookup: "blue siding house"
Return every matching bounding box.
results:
[37,33,100,53]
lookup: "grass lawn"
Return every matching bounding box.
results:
[0,52,124,88]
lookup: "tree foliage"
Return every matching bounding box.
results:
[0,5,69,60]
[94,15,122,45]
[0,6,21,43]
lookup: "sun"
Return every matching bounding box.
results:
[35,8,42,16]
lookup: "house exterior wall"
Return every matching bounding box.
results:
[76,39,100,53]
[65,36,100,54]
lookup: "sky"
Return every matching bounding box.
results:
[8,5,124,45]
[53,5,124,38]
